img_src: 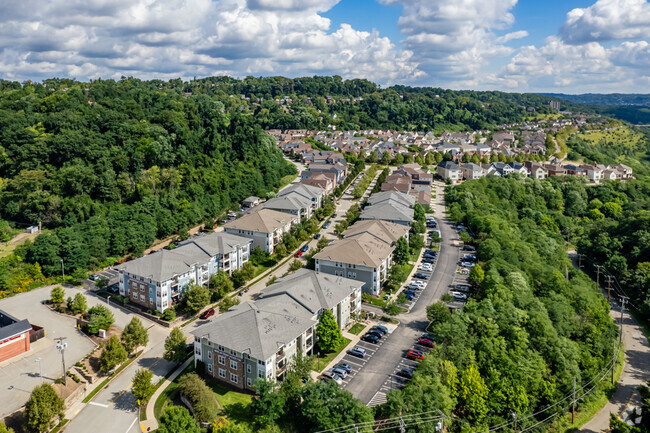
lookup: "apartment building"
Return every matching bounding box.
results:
[191,270,362,390]
[224,209,298,254]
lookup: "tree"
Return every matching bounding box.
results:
[100,335,127,373]
[317,236,329,250]
[209,270,234,299]
[299,381,374,432]
[177,373,219,422]
[95,276,109,291]
[468,264,485,286]
[383,302,402,316]
[183,283,211,314]
[288,259,303,273]
[218,295,240,312]
[250,379,286,426]
[393,237,409,265]
[24,384,64,433]
[381,151,391,165]
[121,317,149,353]
[164,327,188,364]
[132,368,155,404]
[232,262,256,287]
[457,364,489,423]
[158,406,200,433]
[426,302,451,326]
[50,285,64,308]
[86,305,114,334]
[316,309,343,352]
[0,422,14,433]
[162,307,176,321]
[71,292,87,315]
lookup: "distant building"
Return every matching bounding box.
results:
[549,100,561,110]
[224,209,298,253]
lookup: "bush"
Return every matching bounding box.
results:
[383,302,402,316]
[162,307,176,321]
[86,305,114,335]
[177,373,219,423]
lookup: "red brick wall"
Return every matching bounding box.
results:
[0,333,30,362]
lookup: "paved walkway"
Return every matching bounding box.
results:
[141,357,194,432]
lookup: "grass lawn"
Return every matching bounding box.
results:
[153,361,196,419]
[403,263,414,276]
[279,173,299,190]
[205,381,253,425]
[312,337,352,372]
[348,323,366,335]
[363,296,387,308]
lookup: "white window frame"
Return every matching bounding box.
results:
[218,355,225,365]
[230,373,238,384]
[230,360,238,370]
[218,368,226,378]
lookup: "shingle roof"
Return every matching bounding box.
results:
[258,269,361,313]
[314,232,394,267]
[278,183,324,201]
[117,245,209,282]
[180,232,252,257]
[191,299,316,361]
[224,209,297,233]
[0,310,32,341]
[344,219,409,244]
[367,191,415,208]
[263,195,311,212]
[360,202,414,224]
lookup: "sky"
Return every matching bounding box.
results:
[0,0,648,93]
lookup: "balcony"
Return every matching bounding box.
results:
[306,328,313,337]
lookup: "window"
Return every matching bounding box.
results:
[230,360,238,370]
[230,373,238,384]
[247,364,251,373]
[247,378,253,387]
[208,364,212,373]
[218,368,226,378]
[140,295,145,302]
[218,355,225,365]
[258,371,264,379]
[207,351,212,359]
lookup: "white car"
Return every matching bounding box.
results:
[419,264,433,271]
[411,280,426,288]
[450,291,468,300]
[460,261,476,268]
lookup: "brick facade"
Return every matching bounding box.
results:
[0,332,30,363]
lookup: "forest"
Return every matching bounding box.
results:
[0,78,296,295]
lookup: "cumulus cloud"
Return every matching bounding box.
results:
[0,0,422,84]
[559,0,650,44]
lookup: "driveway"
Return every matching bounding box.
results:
[343,181,462,405]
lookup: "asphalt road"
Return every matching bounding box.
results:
[344,181,462,404]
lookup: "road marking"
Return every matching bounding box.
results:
[126,417,138,433]
[110,381,133,405]
[367,391,387,407]
[74,408,81,415]
[89,402,109,408]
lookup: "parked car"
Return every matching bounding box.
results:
[425,249,437,255]
[348,347,367,358]
[332,213,338,218]
[200,308,216,319]
[320,371,343,385]
[329,367,348,379]
[462,246,476,251]
[314,234,321,239]
[422,258,435,264]
[454,284,472,293]
[367,330,383,339]
[460,261,475,267]
[362,333,380,344]
[413,273,429,280]
[336,363,353,374]
[450,291,468,300]
[323,222,331,229]
[406,283,421,291]
[403,292,415,301]
[295,251,304,258]
[411,280,426,288]
[423,333,440,343]
[397,368,414,379]
[107,285,119,293]
[301,245,309,252]
[89,274,98,281]
[406,350,424,360]
[372,325,388,334]
[417,337,435,347]
[419,264,432,271]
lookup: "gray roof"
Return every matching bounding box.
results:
[0,310,32,341]
[263,195,311,212]
[242,196,259,204]
[179,232,252,257]
[278,183,324,201]
[224,209,297,233]
[367,191,415,208]
[461,163,483,171]
[191,297,316,361]
[117,244,209,282]
[258,269,362,313]
[438,160,460,170]
[360,202,414,223]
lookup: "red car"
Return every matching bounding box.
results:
[417,337,434,348]
[199,308,215,319]
[406,350,424,360]
[295,250,304,258]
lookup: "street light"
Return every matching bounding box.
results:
[35,357,43,384]
[55,337,68,386]
[107,296,111,307]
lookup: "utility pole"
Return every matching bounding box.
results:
[55,337,68,385]
[35,357,43,384]
[612,339,617,384]
[399,417,406,433]
[605,276,613,303]
[512,412,517,433]
[595,264,602,287]
[619,296,628,342]
[61,259,65,282]
[572,376,576,425]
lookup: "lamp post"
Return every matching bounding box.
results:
[35,357,43,384]
[107,296,111,307]
[55,337,68,386]
[61,259,65,283]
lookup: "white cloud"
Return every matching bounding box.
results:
[559,0,650,44]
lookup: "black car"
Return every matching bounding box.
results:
[413,272,429,280]
[422,258,435,264]
[314,234,321,239]
[373,325,389,334]
[397,368,414,379]
[369,326,386,336]
[425,249,437,255]
[367,330,383,339]
[362,333,380,343]
[462,245,475,251]
[336,363,353,374]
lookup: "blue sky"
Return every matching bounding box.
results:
[0,0,648,93]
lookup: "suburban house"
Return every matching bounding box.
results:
[314,223,399,295]
[241,196,260,208]
[460,163,484,180]
[118,232,252,312]
[602,168,621,181]
[614,164,633,179]
[224,209,298,254]
[525,162,548,179]
[436,161,462,183]
[300,174,334,195]
[581,164,603,183]
[368,191,416,208]
[302,163,347,185]
[564,164,586,176]
[0,310,35,363]
[191,270,362,389]
[545,164,567,176]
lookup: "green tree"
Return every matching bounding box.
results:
[50,285,64,308]
[24,384,64,433]
[383,302,402,316]
[317,236,329,250]
[86,305,115,335]
[288,259,303,273]
[162,307,176,321]
[95,276,109,291]
[426,302,451,327]
[158,406,200,433]
[393,237,409,265]
[299,381,374,432]
[71,292,87,315]
[316,310,343,352]
[468,264,485,285]
[0,422,15,433]
[121,317,149,353]
[132,368,155,404]
[381,152,391,165]
[232,262,256,287]
[457,364,489,423]
[250,379,286,426]
[217,295,240,312]
[210,270,234,299]
[163,327,188,364]
[100,335,127,373]
[183,283,211,314]
[177,373,219,422]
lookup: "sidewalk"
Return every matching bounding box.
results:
[141,357,194,432]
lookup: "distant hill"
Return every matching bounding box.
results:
[541,93,650,106]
